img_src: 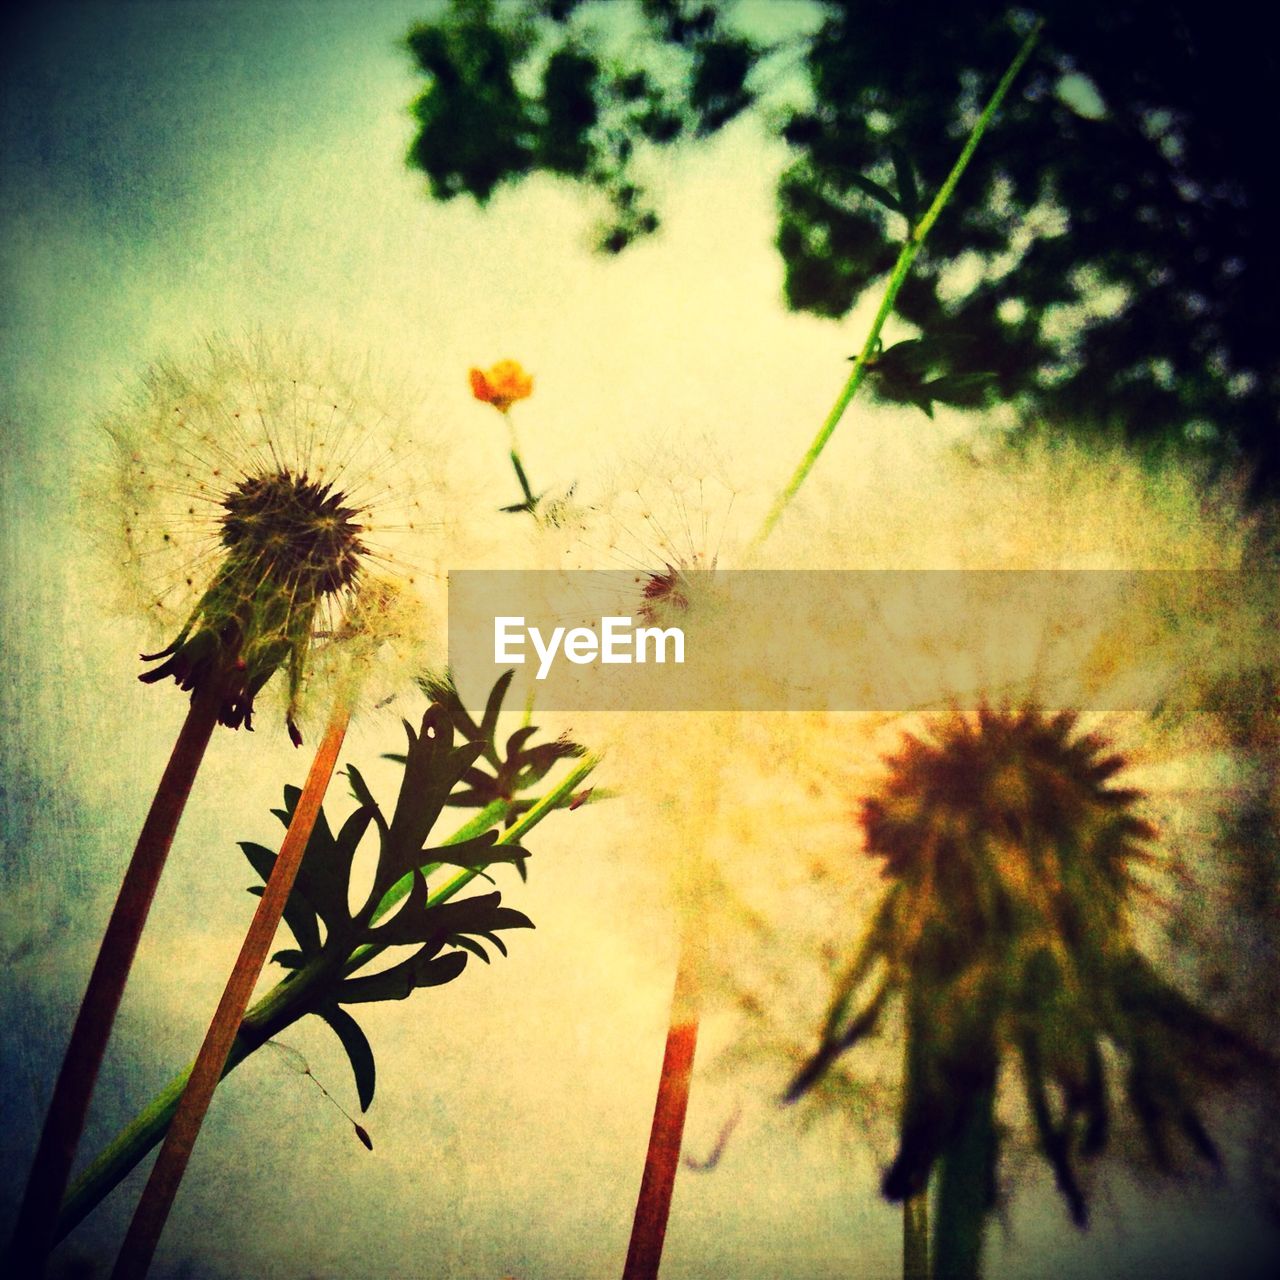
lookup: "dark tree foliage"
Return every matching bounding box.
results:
[404,0,1280,499]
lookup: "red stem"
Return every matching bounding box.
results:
[110,706,350,1280]
[622,942,700,1280]
[6,679,226,1278]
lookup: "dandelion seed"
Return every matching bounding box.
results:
[267,1040,375,1152]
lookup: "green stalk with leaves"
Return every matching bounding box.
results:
[54,674,595,1246]
[753,19,1043,543]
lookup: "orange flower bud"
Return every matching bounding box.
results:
[469,359,534,412]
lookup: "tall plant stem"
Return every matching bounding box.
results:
[904,1191,930,1280]
[903,1028,930,1280]
[622,934,700,1280]
[111,704,352,1280]
[506,413,539,514]
[752,20,1043,545]
[54,756,598,1244]
[6,675,229,1279]
[932,1085,996,1280]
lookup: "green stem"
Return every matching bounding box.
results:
[55,758,597,1242]
[752,20,1043,545]
[904,1191,930,1280]
[505,413,538,513]
[932,1085,997,1280]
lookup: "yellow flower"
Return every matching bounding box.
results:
[469,359,534,412]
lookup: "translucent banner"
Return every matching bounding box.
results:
[446,570,1277,712]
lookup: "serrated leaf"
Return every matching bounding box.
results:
[503,724,539,760]
[239,841,277,881]
[346,764,389,842]
[377,708,487,893]
[318,1004,377,1112]
[450,934,493,964]
[479,669,516,747]
[270,785,304,831]
[337,948,470,1004]
[301,805,372,935]
[477,929,508,958]
[424,831,528,870]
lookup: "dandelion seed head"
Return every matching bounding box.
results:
[563,436,1272,1188]
[95,333,451,738]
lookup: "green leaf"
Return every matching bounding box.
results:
[424,830,528,869]
[303,811,372,940]
[240,840,322,958]
[338,949,470,1004]
[378,708,486,893]
[848,172,902,214]
[346,764,389,843]
[318,1005,377,1112]
[891,144,920,223]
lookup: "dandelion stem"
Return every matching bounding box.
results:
[622,933,700,1280]
[932,1084,997,1280]
[110,704,352,1280]
[752,21,1043,545]
[904,1191,930,1280]
[6,672,231,1279]
[54,755,598,1244]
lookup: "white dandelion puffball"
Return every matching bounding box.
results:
[97,333,451,743]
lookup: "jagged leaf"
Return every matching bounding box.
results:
[337,949,470,1004]
[318,1004,377,1112]
[298,804,373,936]
[346,764,389,842]
[479,668,516,744]
[271,784,304,829]
[425,831,528,869]
[240,840,322,957]
[371,886,528,950]
[378,707,486,893]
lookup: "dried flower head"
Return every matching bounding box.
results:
[659,439,1274,1217]
[103,334,434,742]
[469,359,534,412]
[787,703,1267,1225]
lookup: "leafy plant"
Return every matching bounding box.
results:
[57,676,596,1236]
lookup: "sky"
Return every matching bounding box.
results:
[2,3,1277,1278]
